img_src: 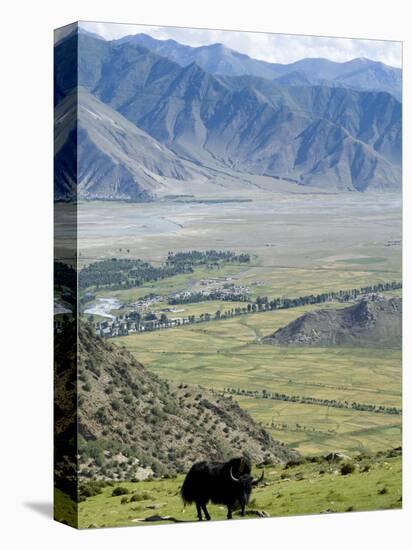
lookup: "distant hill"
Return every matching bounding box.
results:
[263,295,402,346]
[116,34,401,100]
[54,32,402,198]
[55,325,296,482]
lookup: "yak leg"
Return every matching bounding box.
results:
[227,505,233,520]
[240,502,245,517]
[196,502,203,521]
[201,503,211,521]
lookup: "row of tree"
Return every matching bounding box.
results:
[166,250,250,266]
[251,281,402,312]
[225,387,402,416]
[168,281,402,323]
[93,280,401,337]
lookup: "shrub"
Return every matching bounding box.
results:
[111,486,130,497]
[111,399,121,411]
[120,496,129,504]
[151,406,165,419]
[340,462,355,476]
[95,407,107,422]
[130,491,151,502]
[284,458,304,469]
[81,441,105,467]
[78,480,107,500]
[78,371,87,383]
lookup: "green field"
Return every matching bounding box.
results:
[55,451,401,528]
[237,266,401,301]
[69,193,403,528]
[91,263,400,305]
[78,195,401,457]
[116,303,401,455]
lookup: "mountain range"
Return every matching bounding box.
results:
[54,30,402,201]
[117,33,402,100]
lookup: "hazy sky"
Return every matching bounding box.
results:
[80,21,402,68]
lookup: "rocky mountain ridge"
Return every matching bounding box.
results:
[53,32,402,200]
[263,295,402,346]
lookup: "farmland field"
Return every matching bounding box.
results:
[78,192,402,456]
[115,303,401,455]
[70,177,403,532]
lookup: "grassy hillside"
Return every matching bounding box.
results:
[54,448,401,529]
[76,326,296,482]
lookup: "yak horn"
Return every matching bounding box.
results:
[229,467,241,483]
[252,470,264,486]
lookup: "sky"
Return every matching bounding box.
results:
[80,21,402,68]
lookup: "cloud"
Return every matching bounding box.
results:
[80,21,402,68]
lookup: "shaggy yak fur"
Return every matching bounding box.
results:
[181,456,264,520]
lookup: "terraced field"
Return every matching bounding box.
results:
[116,303,401,455]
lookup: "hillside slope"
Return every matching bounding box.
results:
[263,295,402,346]
[72,326,296,480]
[54,89,207,201]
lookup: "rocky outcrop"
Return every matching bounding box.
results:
[263,295,401,346]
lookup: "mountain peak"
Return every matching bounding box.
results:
[207,42,230,51]
[122,34,400,98]
[55,32,402,197]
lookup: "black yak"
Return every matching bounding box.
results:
[181,457,264,520]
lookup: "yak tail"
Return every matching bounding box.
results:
[180,476,195,505]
